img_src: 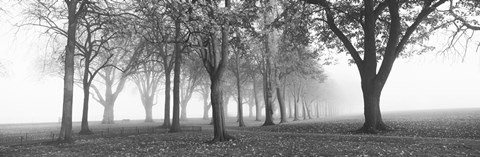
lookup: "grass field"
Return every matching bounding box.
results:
[1,108,479,156]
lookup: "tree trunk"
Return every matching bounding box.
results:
[203,93,210,120]
[293,96,299,121]
[169,19,182,133]
[306,102,312,119]
[248,105,253,118]
[276,87,287,123]
[288,96,293,118]
[302,100,307,120]
[144,98,154,122]
[162,71,171,128]
[79,83,93,135]
[235,53,245,127]
[102,102,114,124]
[262,67,274,126]
[252,76,261,121]
[209,78,234,142]
[180,101,188,121]
[358,80,389,133]
[59,0,83,142]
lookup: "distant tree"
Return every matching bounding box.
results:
[198,78,211,120]
[90,37,141,124]
[135,1,176,128]
[132,43,163,123]
[180,53,205,121]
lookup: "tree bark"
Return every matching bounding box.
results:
[162,71,171,128]
[252,76,261,121]
[144,97,154,122]
[302,100,307,120]
[357,79,389,133]
[235,52,245,127]
[79,83,93,135]
[203,92,210,120]
[169,19,182,133]
[276,86,287,123]
[102,102,114,124]
[180,101,188,120]
[59,0,85,142]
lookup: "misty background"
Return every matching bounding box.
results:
[0,2,479,124]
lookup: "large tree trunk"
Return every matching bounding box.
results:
[59,0,83,142]
[170,19,182,133]
[262,67,274,126]
[358,80,388,133]
[144,97,154,122]
[79,83,93,135]
[209,78,234,142]
[102,102,114,124]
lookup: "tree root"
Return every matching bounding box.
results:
[205,134,236,144]
[78,130,94,135]
[262,121,275,126]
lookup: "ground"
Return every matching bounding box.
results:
[1,108,479,156]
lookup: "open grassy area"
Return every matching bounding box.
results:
[1,108,479,156]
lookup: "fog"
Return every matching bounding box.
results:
[0,3,479,124]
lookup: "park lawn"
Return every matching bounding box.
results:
[1,108,480,156]
[1,128,479,156]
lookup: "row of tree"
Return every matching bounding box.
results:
[24,0,479,143]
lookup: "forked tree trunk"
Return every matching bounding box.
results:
[358,80,388,133]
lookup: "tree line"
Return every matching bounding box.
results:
[21,0,479,143]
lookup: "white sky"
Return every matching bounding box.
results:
[0,2,479,124]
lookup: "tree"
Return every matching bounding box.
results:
[59,0,88,142]
[229,32,251,127]
[132,43,163,122]
[302,0,450,133]
[74,2,121,134]
[192,0,236,142]
[180,53,205,121]
[90,38,140,124]
[198,78,211,120]
[261,0,277,126]
[135,0,176,128]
